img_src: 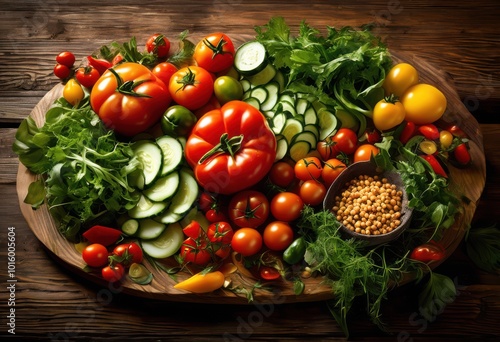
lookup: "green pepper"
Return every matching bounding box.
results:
[161,105,197,137]
[283,237,307,264]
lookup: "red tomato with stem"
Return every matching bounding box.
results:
[146,33,171,58]
[75,66,100,88]
[317,138,337,161]
[321,158,346,187]
[112,242,144,266]
[183,220,203,239]
[101,263,125,283]
[228,190,270,228]
[299,180,327,206]
[152,62,178,86]
[231,228,262,257]
[270,192,304,222]
[294,157,322,181]
[194,33,235,73]
[205,208,229,223]
[168,66,214,111]
[268,161,295,188]
[185,101,276,195]
[82,243,109,268]
[179,237,211,266]
[207,221,234,245]
[263,221,294,251]
[331,128,358,155]
[90,62,171,136]
[354,144,380,163]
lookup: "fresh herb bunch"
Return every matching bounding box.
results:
[254,17,392,118]
[16,97,140,241]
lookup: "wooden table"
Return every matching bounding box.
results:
[1,0,499,340]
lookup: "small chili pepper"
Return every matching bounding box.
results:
[420,154,448,178]
[87,56,113,75]
[399,121,417,144]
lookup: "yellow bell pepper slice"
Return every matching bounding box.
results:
[173,271,225,293]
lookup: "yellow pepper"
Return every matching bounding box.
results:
[173,271,225,293]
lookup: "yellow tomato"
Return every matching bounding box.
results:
[383,63,419,97]
[401,84,447,125]
[173,271,225,293]
[439,130,454,149]
[63,78,85,106]
[372,98,406,131]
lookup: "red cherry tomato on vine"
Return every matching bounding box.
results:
[228,190,270,228]
[75,66,100,88]
[207,221,234,245]
[294,157,322,181]
[268,161,295,188]
[194,33,235,73]
[82,243,109,268]
[205,209,228,223]
[146,33,171,58]
[112,242,143,266]
[231,228,262,257]
[270,192,304,222]
[179,237,211,266]
[168,66,214,111]
[322,158,347,187]
[299,180,327,206]
[53,64,71,80]
[101,263,125,283]
[263,221,294,251]
[56,51,75,68]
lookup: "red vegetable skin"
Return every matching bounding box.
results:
[420,154,448,178]
[410,242,446,263]
[82,225,122,246]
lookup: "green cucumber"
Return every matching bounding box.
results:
[142,171,180,202]
[132,140,163,187]
[234,41,268,76]
[136,218,166,240]
[156,135,183,176]
[141,222,184,259]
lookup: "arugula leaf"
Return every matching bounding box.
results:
[417,272,456,322]
[465,224,500,274]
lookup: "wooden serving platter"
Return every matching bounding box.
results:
[16,51,486,304]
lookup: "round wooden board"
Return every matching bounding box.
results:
[16,51,486,304]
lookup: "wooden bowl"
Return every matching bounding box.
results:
[323,160,413,246]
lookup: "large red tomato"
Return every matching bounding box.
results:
[193,33,235,73]
[185,101,276,195]
[90,62,171,136]
[228,190,270,228]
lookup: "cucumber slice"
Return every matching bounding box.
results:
[156,135,183,176]
[234,41,268,76]
[250,86,268,104]
[271,112,288,135]
[280,100,297,117]
[240,79,252,92]
[289,141,312,162]
[243,97,261,110]
[132,140,163,187]
[261,82,279,111]
[272,70,285,93]
[154,209,183,225]
[295,98,310,116]
[121,219,139,236]
[277,92,296,106]
[128,194,168,219]
[274,135,288,161]
[142,171,180,202]
[141,222,184,259]
[304,106,318,126]
[246,64,276,86]
[282,118,304,144]
[317,109,339,140]
[291,131,318,148]
[304,124,320,140]
[137,218,166,240]
[168,169,199,215]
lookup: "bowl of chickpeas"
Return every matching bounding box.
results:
[323,160,413,246]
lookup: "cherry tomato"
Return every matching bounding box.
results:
[205,208,229,223]
[399,121,417,144]
[268,161,295,188]
[321,158,346,187]
[270,192,304,222]
[198,192,218,213]
[372,98,406,131]
[299,180,327,206]
[101,263,125,283]
[259,266,281,281]
[401,83,447,125]
[383,63,419,97]
[63,79,85,106]
[331,128,358,155]
[294,157,322,181]
[160,105,197,137]
[183,220,203,239]
[439,130,454,150]
[82,243,109,268]
[263,221,294,251]
[418,124,440,141]
[420,154,448,178]
[452,143,471,166]
[231,228,263,257]
[152,62,178,86]
[168,66,214,111]
[146,33,171,58]
[53,64,71,80]
[56,51,75,68]
[75,66,100,88]
[410,241,445,263]
[112,242,143,266]
[316,138,337,161]
[214,76,243,104]
[207,221,234,245]
[179,237,211,265]
[194,33,235,73]
[228,190,270,228]
[354,144,380,163]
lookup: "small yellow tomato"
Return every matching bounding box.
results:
[372,98,406,131]
[173,271,225,293]
[439,130,454,149]
[383,63,419,97]
[63,78,85,106]
[401,84,447,125]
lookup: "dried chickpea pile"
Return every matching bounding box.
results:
[332,175,403,235]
